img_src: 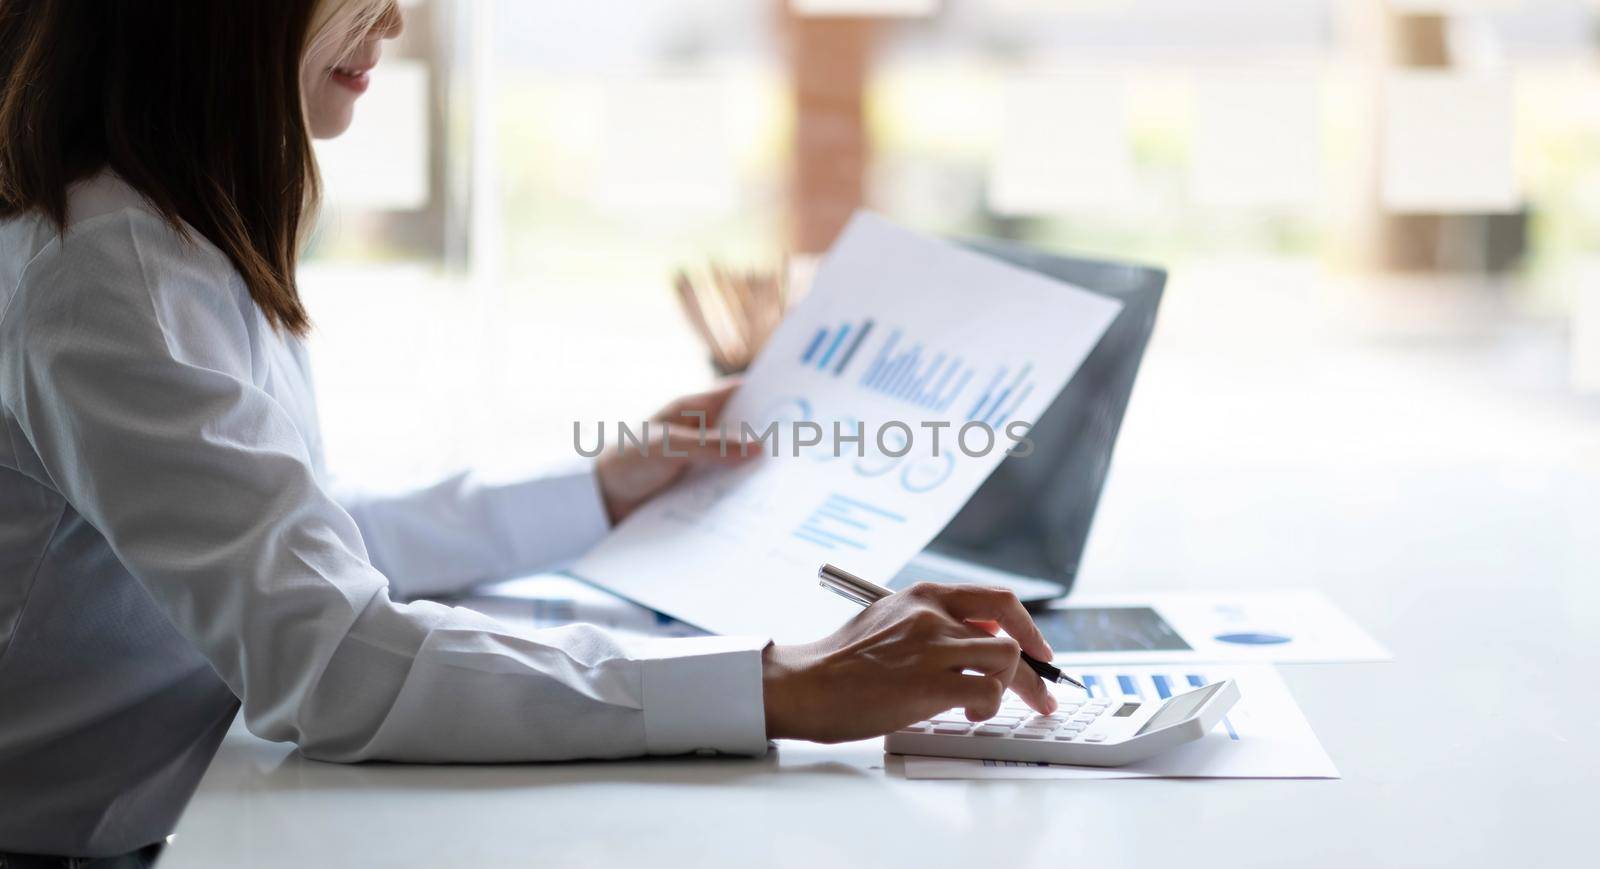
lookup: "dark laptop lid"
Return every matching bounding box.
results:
[924,239,1166,596]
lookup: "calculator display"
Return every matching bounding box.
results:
[1135,682,1223,734]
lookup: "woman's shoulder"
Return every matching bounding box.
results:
[63,172,239,275]
[4,172,253,320]
[1,172,262,366]
[2,171,241,284]
[63,170,159,228]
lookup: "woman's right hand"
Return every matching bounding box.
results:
[761,582,1059,744]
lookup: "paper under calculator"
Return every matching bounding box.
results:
[886,679,1240,767]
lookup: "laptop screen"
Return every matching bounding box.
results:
[923,240,1165,594]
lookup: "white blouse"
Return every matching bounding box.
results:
[0,174,767,858]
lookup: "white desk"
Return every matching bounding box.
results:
[160,463,1600,869]
[164,277,1600,868]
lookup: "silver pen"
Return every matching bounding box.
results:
[817,563,1089,693]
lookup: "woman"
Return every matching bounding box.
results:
[0,1,1058,863]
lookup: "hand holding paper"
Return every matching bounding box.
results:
[572,213,1122,643]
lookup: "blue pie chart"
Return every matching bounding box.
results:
[1215,632,1292,646]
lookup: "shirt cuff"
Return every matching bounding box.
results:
[632,635,770,756]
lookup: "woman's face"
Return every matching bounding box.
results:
[302,3,405,140]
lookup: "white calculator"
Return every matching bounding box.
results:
[886,679,1241,767]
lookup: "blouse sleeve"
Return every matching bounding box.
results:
[0,211,768,762]
[335,464,611,600]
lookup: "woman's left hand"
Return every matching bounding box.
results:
[594,381,755,523]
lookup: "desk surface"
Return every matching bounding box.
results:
[163,464,1600,869]
[164,278,1600,869]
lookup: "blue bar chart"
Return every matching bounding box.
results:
[858,330,978,412]
[1082,674,1105,698]
[835,320,1043,420]
[1117,674,1142,698]
[800,318,875,376]
[791,492,907,551]
[1151,673,1173,699]
[965,363,1036,426]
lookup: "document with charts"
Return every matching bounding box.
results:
[571,212,1122,643]
[1034,589,1392,665]
[901,664,1340,780]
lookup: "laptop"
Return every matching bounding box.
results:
[887,239,1166,605]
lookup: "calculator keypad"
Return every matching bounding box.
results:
[898,698,1114,742]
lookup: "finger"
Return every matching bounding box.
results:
[940,673,1007,722]
[965,618,1000,637]
[929,585,1053,661]
[930,636,1021,681]
[1009,662,1059,715]
[654,380,741,423]
[658,424,762,464]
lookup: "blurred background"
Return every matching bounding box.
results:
[302,0,1600,558]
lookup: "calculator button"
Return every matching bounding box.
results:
[1053,733,1077,741]
[987,717,1022,727]
[973,725,1010,737]
[933,723,972,735]
[1084,733,1107,742]
[1062,723,1085,733]
[1011,731,1047,739]
[898,724,930,733]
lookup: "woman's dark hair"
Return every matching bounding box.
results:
[0,0,324,335]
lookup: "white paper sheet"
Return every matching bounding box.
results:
[571,213,1122,643]
[901,664,1338,780]
[1036,589,1392,665]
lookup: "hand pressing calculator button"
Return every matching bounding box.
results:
[885,681,1242,768]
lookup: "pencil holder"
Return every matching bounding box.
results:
[673,261,792,376]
